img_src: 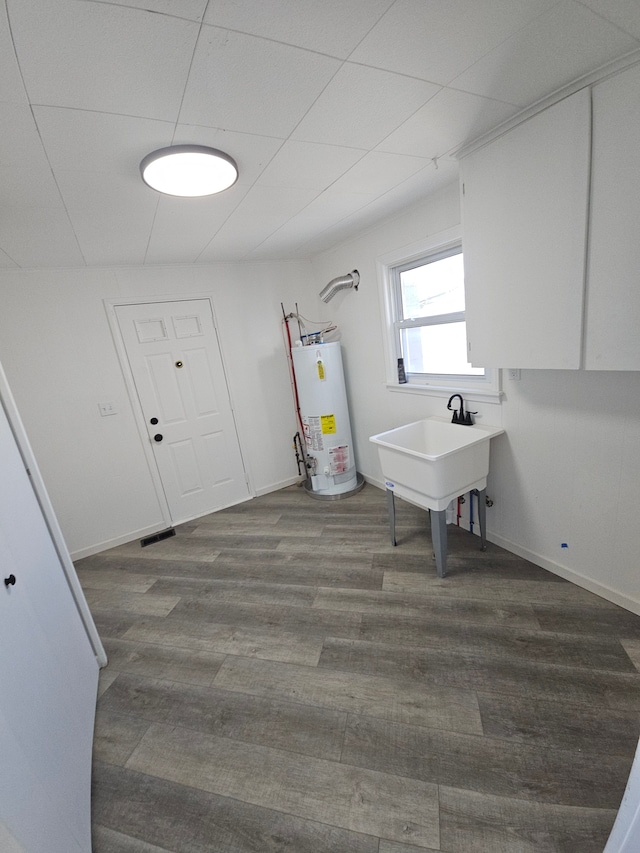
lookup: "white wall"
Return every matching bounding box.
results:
[309,181,640,614]
[1,184,639,613]
[0,262,305,557]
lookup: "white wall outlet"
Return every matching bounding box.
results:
[507,368,521,380]
[98,401,117,416]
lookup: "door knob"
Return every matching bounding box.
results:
[4,574,16,587]
[153,434,163,442]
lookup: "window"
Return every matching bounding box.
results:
[378,228,500,400]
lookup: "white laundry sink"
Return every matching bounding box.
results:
[370,416,504,512]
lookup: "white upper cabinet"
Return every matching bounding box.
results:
[460,89,591,369]
[585,63,640,371]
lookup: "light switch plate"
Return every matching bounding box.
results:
[98,401,117,416]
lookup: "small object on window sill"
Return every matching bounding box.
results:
[397,358,407,384]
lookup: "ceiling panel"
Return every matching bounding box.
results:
[144,193,247,265]
[0,105,52,167]
[452,1,639,107]
[578,0,640,40]
[0,208,85,268]
[248,186,379,259]
[0,0,639,267]
[179,25,342,137]
[349,0,560,85]
[0,4,27,104]
[83,0,208,22]
[376,89,520,158]
[33,107,175,175]
[257,141,366,191]
[332,152,432,196]
[196,186,321,261]
[202,0,395,58]
[291,63,441,149]
[7,0,198,120]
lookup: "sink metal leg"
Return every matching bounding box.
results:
[430,508,447,578]
[476,488,487,551]
[386,488,397,546]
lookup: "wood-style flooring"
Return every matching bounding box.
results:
[75,484,640,853]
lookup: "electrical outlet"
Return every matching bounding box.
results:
[507,368,521,380]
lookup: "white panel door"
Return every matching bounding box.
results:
[116,299,249,524]
[0,399,97,853]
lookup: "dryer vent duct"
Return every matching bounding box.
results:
[319,270,360,303]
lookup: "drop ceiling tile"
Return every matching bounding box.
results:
[248,186,378,258]
[51,169,159,265]
[291,63,440,150]
[203,0,394,58]
[85,0,208,22]
[52,169,155,213]
[452,1,639,106]
[257,141,366,190]
[349,0,559,85]
[33,107,175,178]
[66,206,155,267]
[179,25,342,137]
[0,247,19,269]
[332,151,431,196]
[578,0,640,40]
[197,185,320,260]
[296,162,459,256]
[8,0,198,120]
[0,208,85,268]
[0,104,52,167]
[376,88,519,158]
[144,193,245,265]
[0,166,64,209]
[0,4,27,104]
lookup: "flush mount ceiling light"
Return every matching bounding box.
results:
[140,145,238,197]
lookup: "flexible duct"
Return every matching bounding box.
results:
[319,270,360,303]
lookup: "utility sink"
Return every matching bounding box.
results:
[370,416,504,578]
[370,416,504,512]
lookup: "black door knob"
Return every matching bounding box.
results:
[4,574,16,587]
[150,417,158,425]
[153,434,163,442]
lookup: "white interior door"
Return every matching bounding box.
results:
[0,398,98,853]
[116,298,250,524]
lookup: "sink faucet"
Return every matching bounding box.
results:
[447,394,476,425]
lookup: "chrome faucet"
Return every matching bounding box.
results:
[447,394,476,425]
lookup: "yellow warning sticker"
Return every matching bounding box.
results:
[317,360,325,381]
[321,414,336,434]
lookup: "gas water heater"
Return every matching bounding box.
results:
[291,341,360,497]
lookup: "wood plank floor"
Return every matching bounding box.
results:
[75,484,640,853]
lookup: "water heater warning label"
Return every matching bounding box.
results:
[302,416,323,451]
[328,445,350,474]
[321,414,336,434]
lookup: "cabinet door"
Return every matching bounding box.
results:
[585,63,640,370]
[460,88,591,368]
[0,398,98,853]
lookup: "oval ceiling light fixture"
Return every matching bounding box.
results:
[140,145,238,197]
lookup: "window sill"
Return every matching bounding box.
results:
[385,381,503,404]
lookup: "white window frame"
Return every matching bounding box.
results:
[377,227,502,403]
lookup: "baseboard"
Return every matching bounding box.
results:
[364,475,640,616]
[70,522,170,561]
[487,531,640,617]
[70,483,296,560]
[254,475,302,497]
